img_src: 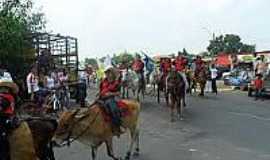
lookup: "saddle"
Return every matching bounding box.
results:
[95,99,130,122]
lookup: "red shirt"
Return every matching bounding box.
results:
[161,61,172,73]
[254,79,264,89]
[132,60,144,72]
[0,93,15,115]
[195,59,204,70]
[174,57,187,72]
[99,79,120,97]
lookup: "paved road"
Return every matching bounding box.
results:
[55,90,270,160]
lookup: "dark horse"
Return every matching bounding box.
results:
[4,118,57,160]
[194,67,208,96]
[166,71,186,122]
[26,118,58,160]
[157,73,169,105]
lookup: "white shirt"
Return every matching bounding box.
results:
[46,76,55,89]
[210,68,218,79]
[26,73,39,94]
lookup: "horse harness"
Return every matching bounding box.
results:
[62,109,100,147]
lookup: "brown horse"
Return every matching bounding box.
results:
[26,118,58,160]
[157,73,169,105]
[8,122,38,160]
[53,99,140,160]
[166,71,186,122]
[7,118,57,160]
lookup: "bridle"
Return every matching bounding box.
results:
[59,110,100,147]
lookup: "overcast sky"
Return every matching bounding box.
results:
[36,0,270,59]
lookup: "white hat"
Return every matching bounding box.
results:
[0,72,19,94]
[104,65,114,72]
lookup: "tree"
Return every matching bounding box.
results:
[0,0,46,79]
[84,58,98,67]
[112,52,134,66]
[199,51,210,57]
[240,44,256,53]
[207,34,256,56]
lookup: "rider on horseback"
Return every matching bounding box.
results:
[132,54,145,83]
[99,66,123,136]
[195,55,205,77]
[0,67,19,160]
[161,58,172,80]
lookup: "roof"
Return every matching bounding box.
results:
[215,54,230,66]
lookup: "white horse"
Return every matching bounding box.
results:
[148,68,161,96]
[121,69,145,101]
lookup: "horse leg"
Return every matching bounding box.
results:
[91,146,98,160]
[178,97,184,120]
[133,129,140,157]
[127,88,129,99]
[125,127,139,160]
[157,86,160,104]
[170,97,175,122]
[105,139,120,160]
[165,92,169,106]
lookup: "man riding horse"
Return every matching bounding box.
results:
[0,68,20,160]
[194,55,207,96]
[173,52,189,106]
[132,54,145,84]
[99,66,124,136]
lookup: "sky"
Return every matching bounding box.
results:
[36,0,270,59]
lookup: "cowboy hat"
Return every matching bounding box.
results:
[0,78,19,94]
[104,65,114,72]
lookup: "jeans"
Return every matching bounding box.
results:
[255,89,263,99]
[104,98,121,127]
[212,78,217,94]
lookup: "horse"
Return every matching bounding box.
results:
[121,69,145,101]
[157,72,169,105]
[166,71,186,122]
[53,99,140,160]
[7,122,38,160]
[193,67,208,96]
[121,69,136,99]
[6,118,57,160]
[148,69,160,96]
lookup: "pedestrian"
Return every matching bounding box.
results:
[26,67,39,101]
[77,69,88,107]
[254,74,264,101]
[210,64,218,94]
[205,65,212,93]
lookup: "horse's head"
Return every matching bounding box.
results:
[52,109,80,146]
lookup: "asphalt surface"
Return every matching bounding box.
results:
[54,88,270,160]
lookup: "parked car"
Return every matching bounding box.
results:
[223,69,253,90]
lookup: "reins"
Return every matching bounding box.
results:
[62,109,100,147]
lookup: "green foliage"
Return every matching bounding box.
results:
[0,0,46,78]
[207,34,256,56]
[112,52,134,66]
[84,58,98,67]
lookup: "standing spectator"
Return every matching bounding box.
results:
[210,64,218,94]
[77,70,88,107]
[26,67,39,100]
[254,74,264,101]
[205,65,212,93]
[44,71,56,90]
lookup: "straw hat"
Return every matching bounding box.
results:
[0,73,19,94]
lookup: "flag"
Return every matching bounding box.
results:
[141,51,155,73]
[104,54,112,68]
[96,58,105,80]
